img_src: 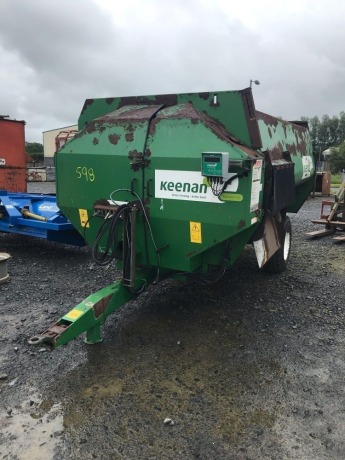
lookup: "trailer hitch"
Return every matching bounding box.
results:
[28,268,155,349]
[28,280,134,349]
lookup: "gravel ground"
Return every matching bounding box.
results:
[0,186,344,460]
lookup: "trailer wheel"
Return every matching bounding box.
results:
[264,216,292,274]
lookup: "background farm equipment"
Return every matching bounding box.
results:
[0,190,85,246]
[306,184,345,241]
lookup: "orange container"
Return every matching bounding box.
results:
[0,117,26,192]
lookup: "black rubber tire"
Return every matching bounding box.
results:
[263,216,292,274]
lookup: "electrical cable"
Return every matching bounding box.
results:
[109,188,161,276]
[189,240,231,285]
[209,171,249,198]
[91,203,131,266]
[82,213,102,242]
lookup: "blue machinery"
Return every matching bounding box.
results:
[0,190,85,246]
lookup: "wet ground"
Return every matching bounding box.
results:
[0,187,345,460]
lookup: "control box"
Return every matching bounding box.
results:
[201,152,229,180]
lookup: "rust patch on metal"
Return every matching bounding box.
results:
[155,103,199,120]
[93,294,112,319]
[128,149,139,160]
[283,123,288,137]
[128,147,151,170]
[131,163,141,172]
[145,148,152,157]
[241,90,262,149]
[237,220,246,229]
[93,137,99,145]
[131,159,151,171]
[148,102,259,159]
[125,132,134,142]
[148,118,158,136]
[81,99,94,115]
[106,98,115,105]
[87,123,96,134]
[257,110,310,159]
[109,134,121,145]
[256,111,279,128]
[95,105,163,126]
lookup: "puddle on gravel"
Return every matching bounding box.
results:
[43,310,282,456]
[0,395,63,460]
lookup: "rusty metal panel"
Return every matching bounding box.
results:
[256,111,312,163]
[78,89,262,150]
[0,167,26,193]
[0,117,26,192]
[253,212,280,267]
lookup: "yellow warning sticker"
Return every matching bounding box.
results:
[190,221,202,244]
[65,309,84,320]
[79,209,89,228]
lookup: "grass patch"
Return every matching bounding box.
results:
[331,174,342,186]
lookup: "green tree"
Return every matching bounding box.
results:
[301,114,343,155]
[338,112,345,142]
[26,142,43,163]
[308,116,321,153]
[329,142,345,173]
[328,115,340,145]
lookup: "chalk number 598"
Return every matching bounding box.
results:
[76,166,95,182]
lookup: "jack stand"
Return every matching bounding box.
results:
[85,324,103,345]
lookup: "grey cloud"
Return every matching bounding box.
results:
[1,0,345,141]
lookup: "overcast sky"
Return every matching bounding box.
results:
[1,0,345,143]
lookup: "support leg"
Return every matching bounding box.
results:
[85,324,103,345]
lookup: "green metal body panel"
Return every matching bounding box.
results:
[257,112,313,182]
[256,111,315,212]
[78,90,261,150]
[56,98,264,274]
[56,88,315,275]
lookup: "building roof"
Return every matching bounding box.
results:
[42,124,77,134]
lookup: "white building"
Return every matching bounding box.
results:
[43,124,78,166]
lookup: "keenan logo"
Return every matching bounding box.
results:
[160,180,207,194]
[155,169,239,204]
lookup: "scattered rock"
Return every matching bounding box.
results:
[164,417,175,426]
[0,373,8,380]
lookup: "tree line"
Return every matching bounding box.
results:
[301,113,345,173]
[26,142,43,163]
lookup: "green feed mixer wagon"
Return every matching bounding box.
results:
[29,88,315,348]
